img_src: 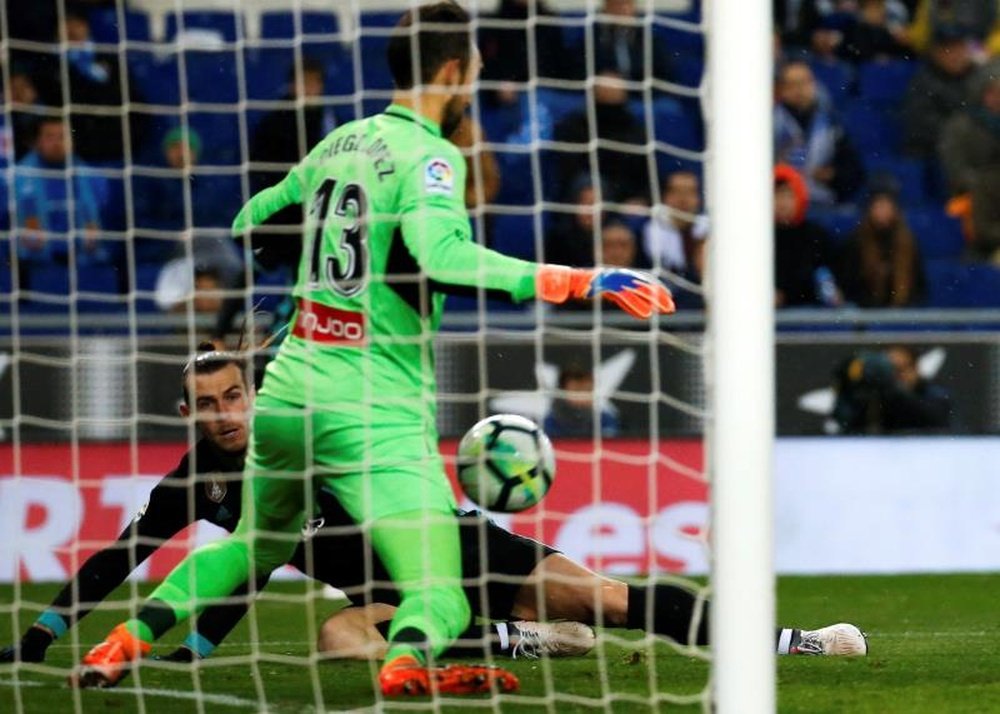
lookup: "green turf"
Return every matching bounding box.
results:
[1,574,998,712]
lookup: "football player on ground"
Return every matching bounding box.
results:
[70,1,674,696]
[5,346,865,667]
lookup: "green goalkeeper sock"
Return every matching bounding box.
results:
[132,537,254,637]
[370,510,471,665]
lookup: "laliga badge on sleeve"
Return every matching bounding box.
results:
[424,157,455,194]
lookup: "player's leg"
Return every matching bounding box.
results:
[321,426,516,695]
[72,398,309,687]
[318,604,398,659]
[318,604,594,661]
[514,553,866,655]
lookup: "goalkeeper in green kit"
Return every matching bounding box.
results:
[72,1,674,696]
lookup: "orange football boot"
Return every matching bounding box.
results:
[69,624,150,689]
[379,654,520,696]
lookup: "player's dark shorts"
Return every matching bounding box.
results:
[298,502,558,621]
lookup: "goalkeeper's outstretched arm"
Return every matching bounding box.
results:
[398,155,675,319]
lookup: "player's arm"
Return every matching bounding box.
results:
[400,150,674,318]
[231,166,304,234]
[44,471,194,629]
[4,461,196,663]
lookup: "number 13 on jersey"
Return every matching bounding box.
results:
[306,178,370,297]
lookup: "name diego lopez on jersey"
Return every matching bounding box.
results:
[318,132,395,181]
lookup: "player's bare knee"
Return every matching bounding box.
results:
[317,609,371,659]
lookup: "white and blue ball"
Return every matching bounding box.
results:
[457,414,556,513]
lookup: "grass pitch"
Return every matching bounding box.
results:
[1,574,998,712]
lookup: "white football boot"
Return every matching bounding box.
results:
[790,623,868,656]
[509,621,596,659]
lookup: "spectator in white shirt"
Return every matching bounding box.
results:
[642,170,708,282]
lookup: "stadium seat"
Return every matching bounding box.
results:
[88,7,152,44]
[652,99,704,153]
[134,261,163,313]
[908,207,965,260]
[923,258,967,307]
[187,112,242,165]
[355,11,398,92]
[491,213,539,261]
[810,207,860,242]
[260,10,339,39]
[191,174,244,228]
[242,47,292,101]
[921,259,1000,307]
[182,50,240,105]
[652,20,705,58]
[810,59,854,105]
[26,264,70,297]
[358,36,394,92]
[843,100,901,156]
[164,11,241,43]
[78,264,125,313]
[536,89,585,125]
[963,263,1000,307]
[857,60,918,106]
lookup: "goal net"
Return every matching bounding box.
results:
[0,0,772,711]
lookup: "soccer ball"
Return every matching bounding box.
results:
[456,414,556,513]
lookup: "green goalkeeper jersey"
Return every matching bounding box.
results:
[233,104,537,423]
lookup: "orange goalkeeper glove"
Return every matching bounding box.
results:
[536,266,676,319]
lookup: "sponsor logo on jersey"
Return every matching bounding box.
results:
[424,158,454,194]
[292,299,366,344]
[205,474,227,503]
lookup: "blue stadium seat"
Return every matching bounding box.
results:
[358,36,394,92]
[243,48,293,100]
[0,245,11,313]
[652,21,705,57]
[810,59,854,105]
[359,12,400,28]
[536,88,585,125]
[964,263,1000,307]
[908,207,965,260]
[857,60,918,106]
[670,54,704,88]
[922,259,1000,307]
[924,258,967,307]
[192,174,244,228]
[88,7,152,43]
[27,264,70,297]
[843,100,901,156]
[129,53,181,106]
[260,10,339,38]
[182,50,240,105]
[78,264,125,313]
[165,11,241,43]
[187,113,241,165]
[559,13,586,54]
[491,213,538,261]
[652,99,704,153]
[810,207,860,242]
[134,261,163,313]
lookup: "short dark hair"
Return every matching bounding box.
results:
[182,342,248,405]
[386,2,472,89]
[559,363,593,389]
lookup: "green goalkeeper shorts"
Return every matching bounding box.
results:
[245,392,458,527]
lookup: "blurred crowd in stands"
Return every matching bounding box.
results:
[4,0,1000,326]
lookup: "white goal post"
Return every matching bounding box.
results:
[706,0,776,711]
